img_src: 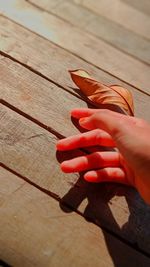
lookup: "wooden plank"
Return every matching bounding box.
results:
[123,0,150,16]
[28,0,63,10]
[1,101,150,254]
[30,0,95,27]
[1,58,150,140]
[0,58,89,137]
[0,1,150,93]
[0,19,150,123]
[72,0,150,40]
[1,168,150,267]
[0,104,82,196]
[30,0,150,65]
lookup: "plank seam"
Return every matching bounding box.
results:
[0,99,65,140]
[123,0,150,16]
[1,100,150,256]
[26,0,150,66]
[0,99,91,156]
[1,102,150,257]
[58,0,150,42]
[0,51,82,101]
[1,162,150,258]
[1,163,60,200]
[1,14,149,96]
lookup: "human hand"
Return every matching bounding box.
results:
[57,108,150,204]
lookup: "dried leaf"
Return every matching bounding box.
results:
[69,69,134,116]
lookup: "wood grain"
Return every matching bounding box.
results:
[1,168,150,267]
[1,57,150,141]
[0,57,89,137]
[1,0,150,263]
[123,0,150,16]
[0,104,82,196]
[0,18,150,123]
[29,0,150,65]
[72,0,150,40]
[1,103,150,254]
[0,0,150,93]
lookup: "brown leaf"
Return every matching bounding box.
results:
[69,69,134,116]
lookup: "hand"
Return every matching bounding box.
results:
[57,108,150,204]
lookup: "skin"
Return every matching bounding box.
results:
[57,108,150,204]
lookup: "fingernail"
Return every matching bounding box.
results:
[79,118,88,125]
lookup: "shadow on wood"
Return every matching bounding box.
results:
[56,91,150,264]
[59,175,150,266]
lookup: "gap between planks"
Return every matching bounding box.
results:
[0,51,83,101]
[0,14,149,98]
[0,32,150,99]
[27,0,150,41]
[1,168,150,267]
[71,0,150,41]
[0,99,65,140]
[123,0,150,16]
[0,3,150,260]
[0,1,150,94]
[1,100,150,256]
[1,163,150,259]
[27,0,150,66]
[0,14,150,255]
[1,13,148,96]
[1,42,150,127]
[1,53,150,129]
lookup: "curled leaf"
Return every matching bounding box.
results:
[69,69,134,116]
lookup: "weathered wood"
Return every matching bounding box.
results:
[1,168,150,267]
[0,0,150,92]
[0,104,82,196]
[28,0,63,10]
[1,103,150,254]
[123,0,150,16]
[0,1,150,264]
[0,57,89,137]
[0,19,150,123]
[30,0,95,27]
[1,57,150,144]
[29,0,150,65]
[72,0,150,40]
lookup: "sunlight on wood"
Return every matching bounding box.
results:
[0,0,58,42]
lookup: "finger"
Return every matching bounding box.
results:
[71,108,101,119]
[84,167,131,185]
[60,151,120,173]
[78,109,127,138]
[57,129,115,151]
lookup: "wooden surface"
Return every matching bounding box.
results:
[30,0,150,65]
[0,0,150,93]
[1,169,150,267]
[0,0,150,266]
[0,17,150,122]
[72,0,150,40]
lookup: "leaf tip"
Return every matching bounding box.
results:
[68,69,91,78]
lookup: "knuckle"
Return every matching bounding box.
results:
[136,118,147,127]
[91,110,108,123]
